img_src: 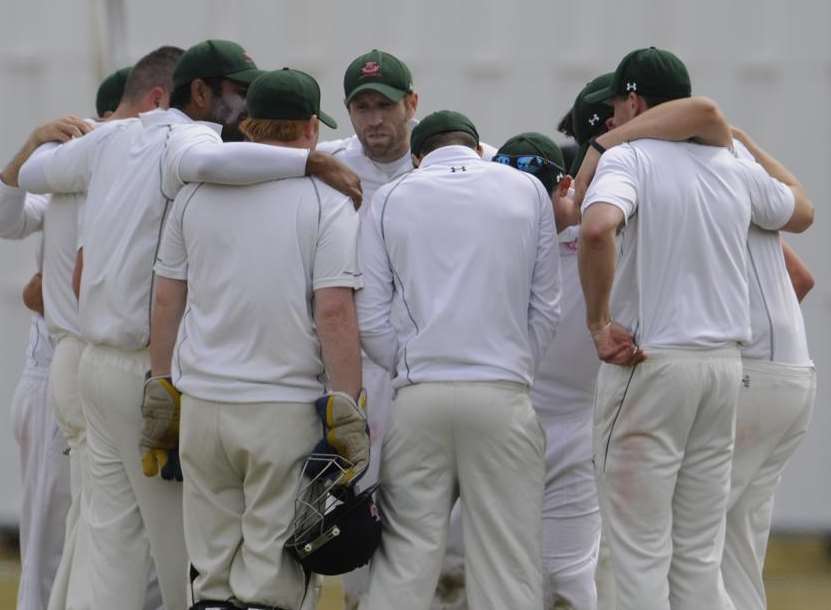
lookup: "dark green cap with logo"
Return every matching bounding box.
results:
[344,49,413,105]
[572,73,614,145]
[173,39,263,89]
[583,47,691,104]
[96,66,132,117]
[246,68,337,129]
[410,110,479,158]
[496,132,565,194]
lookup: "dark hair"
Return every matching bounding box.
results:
[121,46,184,105]
[419,131,478,157]
[640,94,674,109]
[557,109,575,139]
[169,76,225,111]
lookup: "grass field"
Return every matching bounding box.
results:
[0,535,828,609]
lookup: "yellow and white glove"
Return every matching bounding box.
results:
[140,375,182,481]
[311,390,369,486]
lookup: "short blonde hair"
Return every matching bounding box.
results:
[240,117,309,142]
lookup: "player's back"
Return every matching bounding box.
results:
[374,145,554,386]
[601,140,753,349]
[166,177,357,403]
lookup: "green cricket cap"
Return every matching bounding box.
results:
[173,39,263,89]
[584,47,691,104]
[572,73,615,145]
[246,68,337,129]
[410,110,479,158]
[344,49,413,105]
[96,66,132,117]
[496,132,565,194]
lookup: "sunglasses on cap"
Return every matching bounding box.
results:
[493,154,565,184]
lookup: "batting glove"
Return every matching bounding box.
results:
[310,390,369,486]
[140,375,181,481]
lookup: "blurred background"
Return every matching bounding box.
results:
[0,0,828,607]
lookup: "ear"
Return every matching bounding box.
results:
[148,85,166,109]
[191,79,212,110]
[475,143,484,158]
[557,174,573,198]
[404,92,419,118]
[306,116,320,144]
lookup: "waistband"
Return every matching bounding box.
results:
[741,358,816,379]
[640,345,741,361]
[82,343,149,374]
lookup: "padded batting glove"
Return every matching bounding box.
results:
[310,390,369,486]
[140,374,181,481]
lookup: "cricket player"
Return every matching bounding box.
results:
[577,47,814,610]
[0,141,68,610]
[150,66,364,610]
[357,110,560,610]
[494,132,601,610]
[95,66,132,119]
[722,130,816,610]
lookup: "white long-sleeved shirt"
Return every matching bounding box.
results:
[357,145,561,388]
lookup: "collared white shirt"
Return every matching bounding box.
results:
[155,174,361,403]
[732,140,811,365]
[357,145,561,388]
[531,226,599,415]
[583,139,795,349]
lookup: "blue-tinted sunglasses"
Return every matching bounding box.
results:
[493,154,565,184]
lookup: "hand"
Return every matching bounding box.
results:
[306,151,363,209]
[309,390,369,486]
[590,321,646,366]
[30,116,93,146]
[22,272,44,316]
[572,146,602,210]
[140,375,181,480]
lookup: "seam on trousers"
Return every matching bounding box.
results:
[602,364,639,473]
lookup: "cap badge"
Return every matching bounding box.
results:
[626,82,638,92]
[361,61,382,77]
[588,113,600,126]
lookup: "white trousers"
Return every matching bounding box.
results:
[363,381,546,610]
[180,396,319,609]
[722,360,816,610]
[343,358,394,609]
[13,362,70,610]
[594,534,616,610]
[593,347,741,610]
[80,344,186,610]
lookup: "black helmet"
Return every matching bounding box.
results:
[287,455,382,575]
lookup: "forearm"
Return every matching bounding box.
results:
[732,129,799,187]
[317,297,363,398]
[149,277,187,376]
[178,141,309,185]
[781,239,814,302]
[597,96,731,148]
[22,273,44,315]
[578,230,617,331]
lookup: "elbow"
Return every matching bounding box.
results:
[790,205,814,234]
[580,219,613,246]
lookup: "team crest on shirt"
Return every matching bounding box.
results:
[361,61,382,77]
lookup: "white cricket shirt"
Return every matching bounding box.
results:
[531,226,599,416]
[357,145,561,388]
[155,176,362,403]
[582,140,796,349]
[732,140,810,365]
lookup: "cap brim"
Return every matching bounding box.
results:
[582,85,616,105]
[345,83,407,106]
[226,68,267,85]
[318,110,338,129]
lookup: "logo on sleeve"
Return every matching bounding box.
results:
[361,61,382,78]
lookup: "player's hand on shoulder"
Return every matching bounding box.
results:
[307,150,363,210]
[590,321,646,367]
[31,115,94,146]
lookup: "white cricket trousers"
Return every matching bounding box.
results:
[363,381,546,610]
[79,344,186,610]
[13,353,70,610]
[722,360,816,610]
[343,357,394,609]
[593,346,741,610]
[180,396,320,609]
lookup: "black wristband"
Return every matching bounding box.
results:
[589,137,607,155]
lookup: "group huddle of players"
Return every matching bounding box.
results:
[1,39,816,610]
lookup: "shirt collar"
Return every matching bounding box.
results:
[139,108,222,135]
[419,145,481,168]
